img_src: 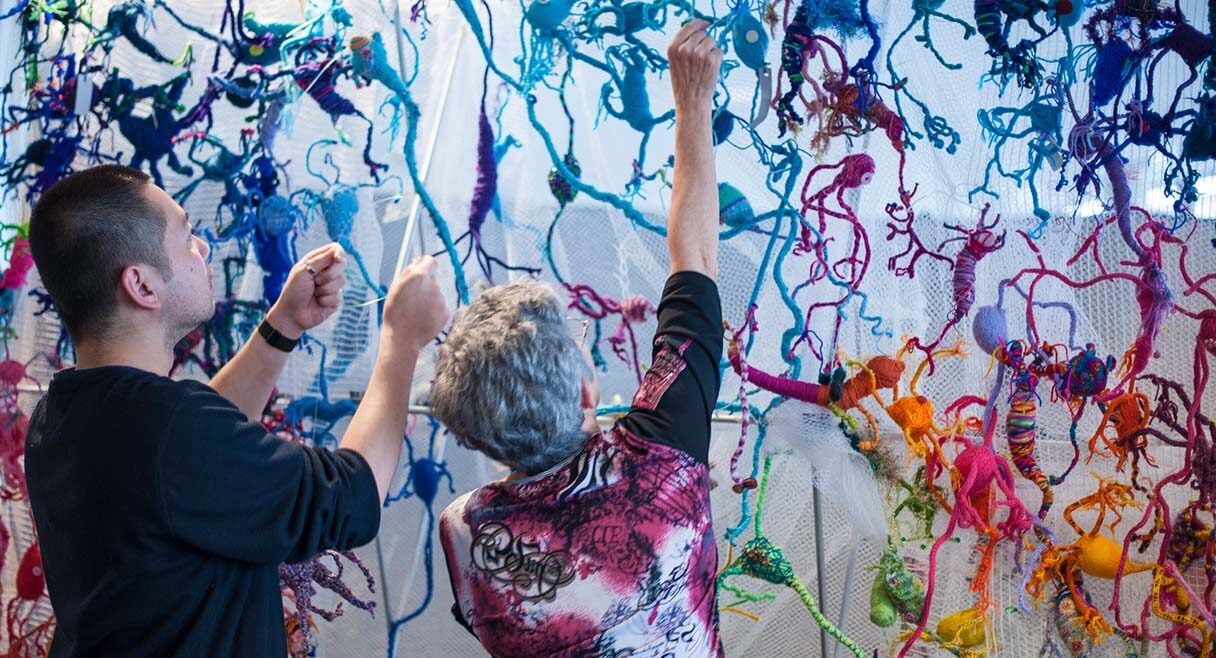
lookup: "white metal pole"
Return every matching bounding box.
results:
[375,8,468,642]
[390,24,466,279]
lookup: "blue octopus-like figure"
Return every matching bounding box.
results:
[384,417,456,655]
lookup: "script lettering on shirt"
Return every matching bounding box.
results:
[663,616,700,649]
[588,524,627,545]
[637,563,689,610]
[470,521,576,601]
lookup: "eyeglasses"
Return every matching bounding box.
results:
[566,317,589,349]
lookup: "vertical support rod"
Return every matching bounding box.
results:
[391,21,465,279]
[375,6,467,647]
[813,488,829,658]
[833,530,860,658]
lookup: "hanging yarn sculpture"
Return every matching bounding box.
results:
[900,606,989,658]
[445,62,540,281]
[729,2,772,128]
[90,0,190,66]
[727,329,904,465]
[0,53,95,203]
[0,234,34,327]
[718,182,756,229]
[575,0,689,69]
[884,195,949,283]
[941,207,1005,326]
[242,152,304,305]
[903,204,1006,371]
[564,283,656,382]
[0,407,28,502]
[598,44,675,172]
[2,0,1216,655]
[96,70,195,186]
[1087,383,1153,482]
[893,466,949,541]
[291,36,388,182]
[173,130,253,213]
[717,453,868,658]
[348,31,468,302]
[791,152,882,356]
[885,0,973,154]
[728,338,903,416]
[773,0,850,140]
[973,0,1048,88]
[812,34,911,200]
[994,340,1059,522]
[972,72,1068,231]
[279,550,377,657]
[878,341,968,462]
[383,417,456,656]
[897,408,1032,658]
[1026,475,1159,642]
[1050,343,1116,486]
[291,139,390,297]
[5,542,53,657]
[868,544,926,628]
[278,395,358,450]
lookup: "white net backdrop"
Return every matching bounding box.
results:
[1,0,1214,655]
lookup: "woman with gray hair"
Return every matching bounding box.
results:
[433,21,726,658]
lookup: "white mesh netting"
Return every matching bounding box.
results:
[1,0,1215,656]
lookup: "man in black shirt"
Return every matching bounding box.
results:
[25,165,449,656]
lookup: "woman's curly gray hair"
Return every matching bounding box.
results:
[430,278,591,475]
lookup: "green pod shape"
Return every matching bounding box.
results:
[870,568,897,627]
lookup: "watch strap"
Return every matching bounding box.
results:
[257,319,299,352]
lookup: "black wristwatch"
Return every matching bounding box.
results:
[257,318,300,352]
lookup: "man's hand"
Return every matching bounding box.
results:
[267,243,347,338]
[210,242,346,419]
[382,256,449,354]
[344,255,450,501]
[668,20,723,117]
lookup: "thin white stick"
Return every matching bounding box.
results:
[833,528,860,658]
[376,0,465,631]
[391,27,466,279]
[379,13,469,640]
[813,490,829,658]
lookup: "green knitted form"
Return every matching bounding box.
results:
[716,453,868,658]
[737,536,794,585]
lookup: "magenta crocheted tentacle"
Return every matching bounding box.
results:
[1156,228,1216,307]
[897,491,963,658]
[727,346,822,403]
[1112,329,1212,637]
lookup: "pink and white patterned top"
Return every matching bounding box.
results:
[440,272,724,658]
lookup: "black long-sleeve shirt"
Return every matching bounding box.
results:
[26,366,380,657]
[617,270,724,465]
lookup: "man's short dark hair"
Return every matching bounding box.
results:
[29,165,172,341]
